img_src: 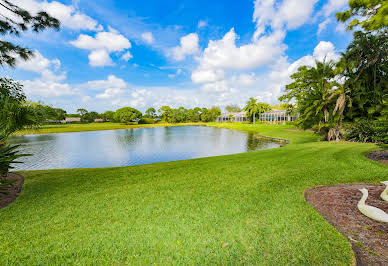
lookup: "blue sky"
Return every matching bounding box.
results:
[2,0,353,113]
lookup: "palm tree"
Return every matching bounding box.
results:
[0,96,37,138]
[0,96,36,180]
[244,98,272,124]
[339,31,387,120]
[244,97,258,123]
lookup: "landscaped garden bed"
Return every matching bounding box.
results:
[305,184,388,265]
[0,173,24,209]
[366,150,388,165]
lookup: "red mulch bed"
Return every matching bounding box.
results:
[0,173,24,209]
[305,184,388,265]
[366,150,388,165]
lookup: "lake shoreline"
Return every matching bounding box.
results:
[10,125,280,171]
[14,122,206,136]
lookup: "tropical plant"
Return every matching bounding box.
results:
[337,30,388,120]
[0,78,26,101]
[0,79,37,180]
[244,98,271,123]
[0,142,29,177]
[336,0,388,32]
[0,0,60,67]
[1,91,38,138]
[345,119,388,143]
[279,60,350,141]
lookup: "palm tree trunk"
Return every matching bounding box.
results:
[253,113,255,124]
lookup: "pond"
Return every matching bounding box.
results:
[8,126,282,170]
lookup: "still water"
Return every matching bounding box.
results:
[8,126,281,170]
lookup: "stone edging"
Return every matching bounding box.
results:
[256,134,290,144]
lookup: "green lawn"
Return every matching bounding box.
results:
[1,124,387,264]
[15,122,204,135]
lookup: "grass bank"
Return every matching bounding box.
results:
[1,124,386,264]
[15,122,204,135]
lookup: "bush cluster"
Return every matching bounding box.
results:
[345,120,388,144]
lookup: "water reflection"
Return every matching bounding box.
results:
[8,126,281,170]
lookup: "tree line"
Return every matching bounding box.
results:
[72,106,221,124]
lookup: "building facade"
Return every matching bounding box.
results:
[216,111,248,122]
[259,110,298,124]
[63,117,81,123]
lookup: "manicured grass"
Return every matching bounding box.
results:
[14,122,204,135]
[1,124,386,264]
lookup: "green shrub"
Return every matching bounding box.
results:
[0,143,29,194]
[138,118,155,124]
[0,144,30,177]
[345,120,388,144]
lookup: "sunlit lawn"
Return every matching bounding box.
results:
[1,124,386,264]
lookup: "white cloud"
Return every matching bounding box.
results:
[316,0,348,35]
[198,20,208,28]
[188,0,331,105]
[88,50,113,67]
[320,0,348,17]
[70,29,132,66]
[253,0,318,39]
[70,30,131,52]
[170,33,200,61]
[193,28,286,72]
[288,41,340,74]
[96,88,124,99]
[192,69,225,84]
[335,23,347,33]
[236,73,258,87]
[14,0,102,31]
[121,51,133,62]
[201,80,233,93]
[278,0,318,29]
[313,41,341,62]
[141,32,154,44]
[168,68,183,79]
[15,50,78,98]
[23,79,77,97]
[82,96,92,103]
[87,75,129,103]
[86,75,127,90]
[17,50,52,73]
[318,18,331,34]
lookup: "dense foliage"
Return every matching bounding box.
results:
[114,107,143,124]
[158,106,221,123]
[0,79,34,182]
[0,0,60,180]
[345,120,388,144]
[338,30,388,121]
[336,0,387,31]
